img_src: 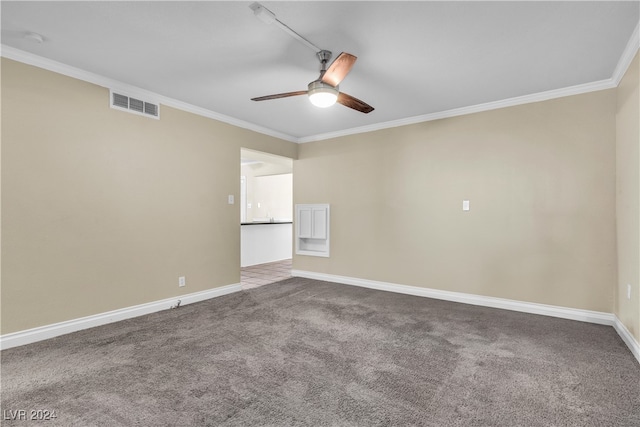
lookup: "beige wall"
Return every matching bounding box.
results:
[1,58,297,334]
[294,90,617,313]
[3,52,638,344]
[616,52,640,342]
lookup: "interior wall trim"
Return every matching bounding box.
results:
[0,283,242,351]
[3,20,639,146]
[296,78,617,143]
[292,269,639,365]
[612,20,640,86]
[613,315,640,365]
[0,45,297,143]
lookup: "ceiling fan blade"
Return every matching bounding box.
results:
[321,52,357,87]
[337,92,374,114]
[251,91,307,101]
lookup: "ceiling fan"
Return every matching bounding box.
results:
[248,2,374,114]
[251,50,374,114]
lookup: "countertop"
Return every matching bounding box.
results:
[241,221,293,226]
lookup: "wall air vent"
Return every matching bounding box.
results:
[110,90,160,119]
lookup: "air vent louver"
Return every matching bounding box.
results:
[129,98,144,113]
[144,102,158,117]
[110,90,159,119]
[112,93,129,109]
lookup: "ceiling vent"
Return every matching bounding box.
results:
[110,90,159,119]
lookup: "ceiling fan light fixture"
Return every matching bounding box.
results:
[308,81,338,108]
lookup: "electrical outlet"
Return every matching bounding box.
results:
[179,276,186,287]
[627,284,632,300]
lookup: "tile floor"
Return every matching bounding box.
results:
[241,259,292,290]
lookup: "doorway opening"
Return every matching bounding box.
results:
[240,148,293,289]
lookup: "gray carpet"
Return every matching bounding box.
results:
[2,277,639,426]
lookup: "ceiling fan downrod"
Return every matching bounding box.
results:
[249,2,323,54]
[317,50,332,77]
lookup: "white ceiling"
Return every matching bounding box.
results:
[2,1,639,142]
[241,148,293,174]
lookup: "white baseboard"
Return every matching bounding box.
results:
[0,283,242,350]
[292,270,640,365]
[613,316,640,365]
[292,270,615,325]
[292,270,640,364]
[5,273,639,366]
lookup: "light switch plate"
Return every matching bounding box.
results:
[228,195,234,204]
[463,200,470,211]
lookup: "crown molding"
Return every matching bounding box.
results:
[0,45,298,143]
[159,97,297,143]
[299,19,640,143]
[612,20,640,86]
[297,78,617,143]
[4,19,640,146]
